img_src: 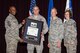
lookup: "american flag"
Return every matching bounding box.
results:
[29,0,36,15]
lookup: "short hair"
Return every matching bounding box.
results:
[33,6,39,10]
[65,9,73,17]
[9,6,16,10]
[51,7,57,12]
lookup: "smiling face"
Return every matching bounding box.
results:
[65,12,70,20]
[33,6,40,15]
[9,6,16,15]
[51,8,57,19]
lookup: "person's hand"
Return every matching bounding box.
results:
[57,40,61,48]
[41,32,43,37]
[19,38,24,43]
[21,27,24,35]
[22,19,25,25]
[48,43,50,48]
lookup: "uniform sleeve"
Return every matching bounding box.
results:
[73,22,77,38]
[69,21,77,38]
[42,17,48,34]
[48,20,52,43]
[57,19,64,42]
[48,35,51,43]
[5,17,12,30]
[9,23,22,30]
[5,17,21,40]
[70,21,77,45]
[18,24,22,29]
[5,17,22,30]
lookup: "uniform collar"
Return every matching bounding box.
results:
[32,14,40,17]
[66,19,72,21]
[9,13,15,17]
[51,16,58,21]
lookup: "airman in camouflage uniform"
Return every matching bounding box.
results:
[27,6,48,53]
[64,9,77,53]
[5,6,24,53]
[48,8,63,53]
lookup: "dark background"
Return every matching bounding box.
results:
[0,0,80,53]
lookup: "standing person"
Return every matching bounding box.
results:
[26,6,48,53]
[48,8,63,53]
[64,9,77,53]
[5,6,25,53]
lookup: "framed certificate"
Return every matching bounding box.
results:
[23,18,43,45]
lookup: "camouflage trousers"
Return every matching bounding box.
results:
[27,40,43,53]
[64,39,77,53]
[6,39,18,53]
[49,42,61,53]
[64,43,77,53]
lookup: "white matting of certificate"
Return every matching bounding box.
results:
[27,26,38,36]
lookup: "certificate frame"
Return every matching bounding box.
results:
[23,18,43,45]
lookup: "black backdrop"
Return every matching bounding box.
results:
[0,0,80,53]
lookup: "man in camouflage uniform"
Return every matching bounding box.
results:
[26,6,48,53]
[64,9,77,53]
[48,8,63,53]
[5,6,25,53]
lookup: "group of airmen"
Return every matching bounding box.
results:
[5,6,77,53]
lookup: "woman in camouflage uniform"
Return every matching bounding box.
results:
[64,9,77,53]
